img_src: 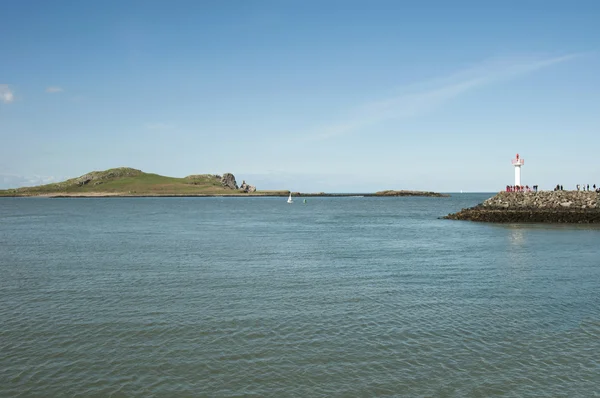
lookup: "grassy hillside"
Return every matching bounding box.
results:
[0,167,285,196]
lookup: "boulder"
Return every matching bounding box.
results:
[220,173,238,190]
[77,176,92,186]
[240,180,256,193]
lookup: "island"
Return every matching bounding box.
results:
[372,190,448,197]
[444,191,600,223]
[0,167,449,198]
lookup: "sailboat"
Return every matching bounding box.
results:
[287,193,293,204]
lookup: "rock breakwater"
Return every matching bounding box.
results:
[444,191,600,223]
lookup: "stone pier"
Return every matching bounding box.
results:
[444,191,600,223]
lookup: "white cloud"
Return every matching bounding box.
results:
[46,86,64,93]
[0,84,14,103]
[145,123,175,130]
[309,53,582,140]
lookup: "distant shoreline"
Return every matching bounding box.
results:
[0,168,451,198]
[1,191,450,198]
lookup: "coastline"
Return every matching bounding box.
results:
[1,190,450,198]
[0,168,450,199]
[444,191,600,223]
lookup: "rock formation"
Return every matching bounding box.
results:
[444,191,600,223]
[240,180,256,193]
[75,167,143,186]
[220,173,238,190]
[375,190,449,197]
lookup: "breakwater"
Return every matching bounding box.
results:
[444,191,600,223]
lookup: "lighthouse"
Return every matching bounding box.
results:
[511,153,524,186]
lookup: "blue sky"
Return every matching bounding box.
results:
[1,0,599,192]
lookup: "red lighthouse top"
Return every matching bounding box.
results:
[512,153,524,165]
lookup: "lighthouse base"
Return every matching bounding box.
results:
[514,165,521,186]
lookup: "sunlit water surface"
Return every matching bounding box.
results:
[1,195,599,397]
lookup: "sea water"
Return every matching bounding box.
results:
[1,195,599,396]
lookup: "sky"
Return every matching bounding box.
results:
[1,0,599,192]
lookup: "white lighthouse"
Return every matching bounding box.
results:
[511,153,524,186]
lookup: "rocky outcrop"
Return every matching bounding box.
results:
[445,191,600,223]
[375,190,450,197]
[284,191,448,197]
[74,167,143,186]
[240,180,256,193]
[220,173,238,190]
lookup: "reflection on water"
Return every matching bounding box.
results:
[507,225,526,246]
[496,222,600,232]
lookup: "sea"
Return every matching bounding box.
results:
[1,194,599,397]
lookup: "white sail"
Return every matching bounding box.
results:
[287,193,293,203]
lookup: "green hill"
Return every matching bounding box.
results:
[0,167,284,197]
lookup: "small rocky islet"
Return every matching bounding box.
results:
[444,191,600,223]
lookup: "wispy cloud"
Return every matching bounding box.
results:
[145,123,175,130]
[46,86,64,93]
[0,84,14,104]
[310,53,582,140]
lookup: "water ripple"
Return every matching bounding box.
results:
[1,196,599,396]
